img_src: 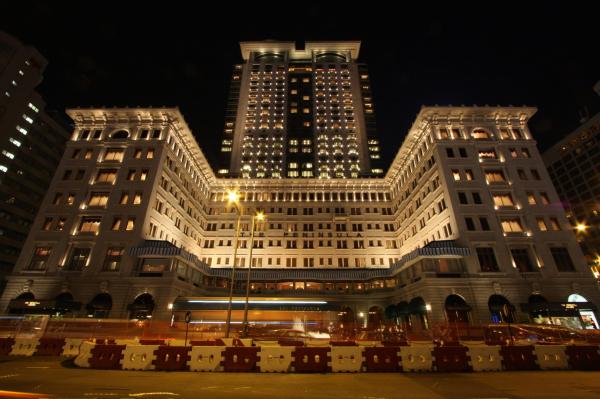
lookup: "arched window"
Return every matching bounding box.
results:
[488,294,515,323]
[472,128,492,139]
[128,293,155,320]
[86,293,112,318]
[445,294,471,323]
[110,130,129,139]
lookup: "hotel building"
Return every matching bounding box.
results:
[1,42,598,329]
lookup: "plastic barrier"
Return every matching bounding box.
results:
[279,339,304,346]
[222,347,259,372]
[500,345,539,371]
[534,345,568,370]
[292,347,331,373]
[62,338,84,357]
[188,346,224,372]
[400,345,433,372]
[74,341,95,368]
[433,345,471,372]
[35,337,66,356]
[10,338,39,356]
[258,346,293,372]
[363,347,401,372]
[357,341,380,347]
[152,346,190,371]
[565,345,600,370]
[330,346,363,372]
[467,345,502,371]
[330,341,357,346]
[0,337,15,355]
[121,345,159,370]
[89,344,126,369]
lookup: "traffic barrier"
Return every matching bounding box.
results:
[258,346,293,372]
[330,341,357,346]
[121,345,159,370]
[534,345,568,370]
[292,347,331,373]
[62,338,84,357]
[330,346,363,372]
[95,339,116,344]
[35,337,66,356]
[306,340,329,347]
[190,340,222,346]
[222,347,259,372]
[152,346,190,371]
[565,345,600,370]
[10,338,39,356]
[188,346,224,372]
[218,338,234,346]
[500,345,539,371]
[363,346,401,372]
[432,345,471,372]
[74,341,95,368]
[89,344,126,369]
[400,345,433,372]
[467,345,502,371]
[0,337,15,355]
[279,340,304,346]
[357,341,380,347]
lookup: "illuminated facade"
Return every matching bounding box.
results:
[217,41,383,179]
[1,104,598,329]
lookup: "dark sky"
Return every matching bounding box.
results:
[2,2,598,170]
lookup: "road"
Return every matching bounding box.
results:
[2,356,600,398]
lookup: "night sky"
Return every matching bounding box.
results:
[2,3,598,171]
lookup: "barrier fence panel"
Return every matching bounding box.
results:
[565,345,600,370]
[35,337,66,356]
[88,344,126,369]
[400,346,433,372]
[500,345,538,371]
[121,345,159,370]
[222,347,259,372]
[467,345,502,371]
[534,345,568,370]
[258,346,294,372]
[188,346,224,372]
[433,345,471,372]
[292,347,331,373]
[331,346,363,372]
[74,341,95,368]
[152,346,191,371]
[10,338,39,356]
[363,347,401,372]
[62,338,84,357]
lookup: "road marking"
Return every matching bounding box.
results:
[25,366,49,369]
[129,393,180,397]
[0,374,19,379]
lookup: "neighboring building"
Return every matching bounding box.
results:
[217,41,383,179]
[0,32,70,291]
[543,112,600,275]
[1,104,598,330]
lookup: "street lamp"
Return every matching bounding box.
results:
[224,190,242,339]
[576,223,588,233]
[242,211,265,337]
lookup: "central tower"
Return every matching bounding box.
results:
[217,41,383,179]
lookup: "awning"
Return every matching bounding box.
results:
[520,302,597,316]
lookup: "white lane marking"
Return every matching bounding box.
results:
[128,393,180,397]
[25,366,49,369]
[0,374,19,379]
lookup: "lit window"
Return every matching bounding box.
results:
[147,149,154,159]
[42,218,53,231]
[472,128,491,139]
[537,218,548,231]
[22,114,33,124]
[527,192,537,205]
[290,89,298,94]
[120,193,129,204]
[111,218,121,231]
[134,149,142,159]
[28,103,39,113]
[29,247,51,270]
[1,150,13,159]
[96,169,117,184]
[66,193,75,205]
[501,218,523,233]
[485,170,505,183]
[104,148,124,162]
[493,194,514,207]
[452,170,461,181]
[9,138,21,147]
[16,125,27,135]
[0,165,7,173]
[133,193,142,205]
[79,217,101,234]
[303,95,310,100]
[140,170,148,181]
[126,218,135,231]
[88,193,109,207]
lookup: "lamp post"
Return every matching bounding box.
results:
[242,211,265,338]
[224,190,242,339]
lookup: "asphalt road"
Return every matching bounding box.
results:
[2,356,600,399]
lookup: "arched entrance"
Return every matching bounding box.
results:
[408,297,429,330]
[128,293,155,319]
[86,293,112,318]
[367,306,383,330]
[337,307,355,338]
[568,294,599,329]
[445,295,471,323]
[396,301,410,330]
[384,304,399,323]
[488,294,515,323]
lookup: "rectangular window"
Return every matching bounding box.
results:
[140,169,148,181]
[103,247,124,271]
[42,217,53,231]
[120,192,129,204]
[479,217,490,231]
[133,192,142,205]
[465,217,476,231]
[65,248,91,271]
[133,149,142,159]
[147,149,154,159]
[66,193,75,205]
[446,148,455,158]
[527,192,537,205]
[511,248,534,272]
[126,218,135,231]
[104,148,124,162]
[485,170,506,183]
[88,193,109,208]
[493,193,514,207]
[465,169,474,181]
[501,218,523,233]
[472,192,482,204]
[53,193,62,205]
[55,218,66,231]
[517,169,527,180]
[550,247,575,272]
[537,218,548,231]
[29,247,52,270]
[531,169,541,180]
[79,217,101,234]
[452,170,461,181]
[476,247,499,272]
[549,217,561,231]
[458,192,468,204]
[540,192,550,205]
[127,170,136,181]
[111,218,122,231]
[96,169,118,184]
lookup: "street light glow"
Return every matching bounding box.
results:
[227,190,239,204]
[255,211,265,221]
[576,223,588,232]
